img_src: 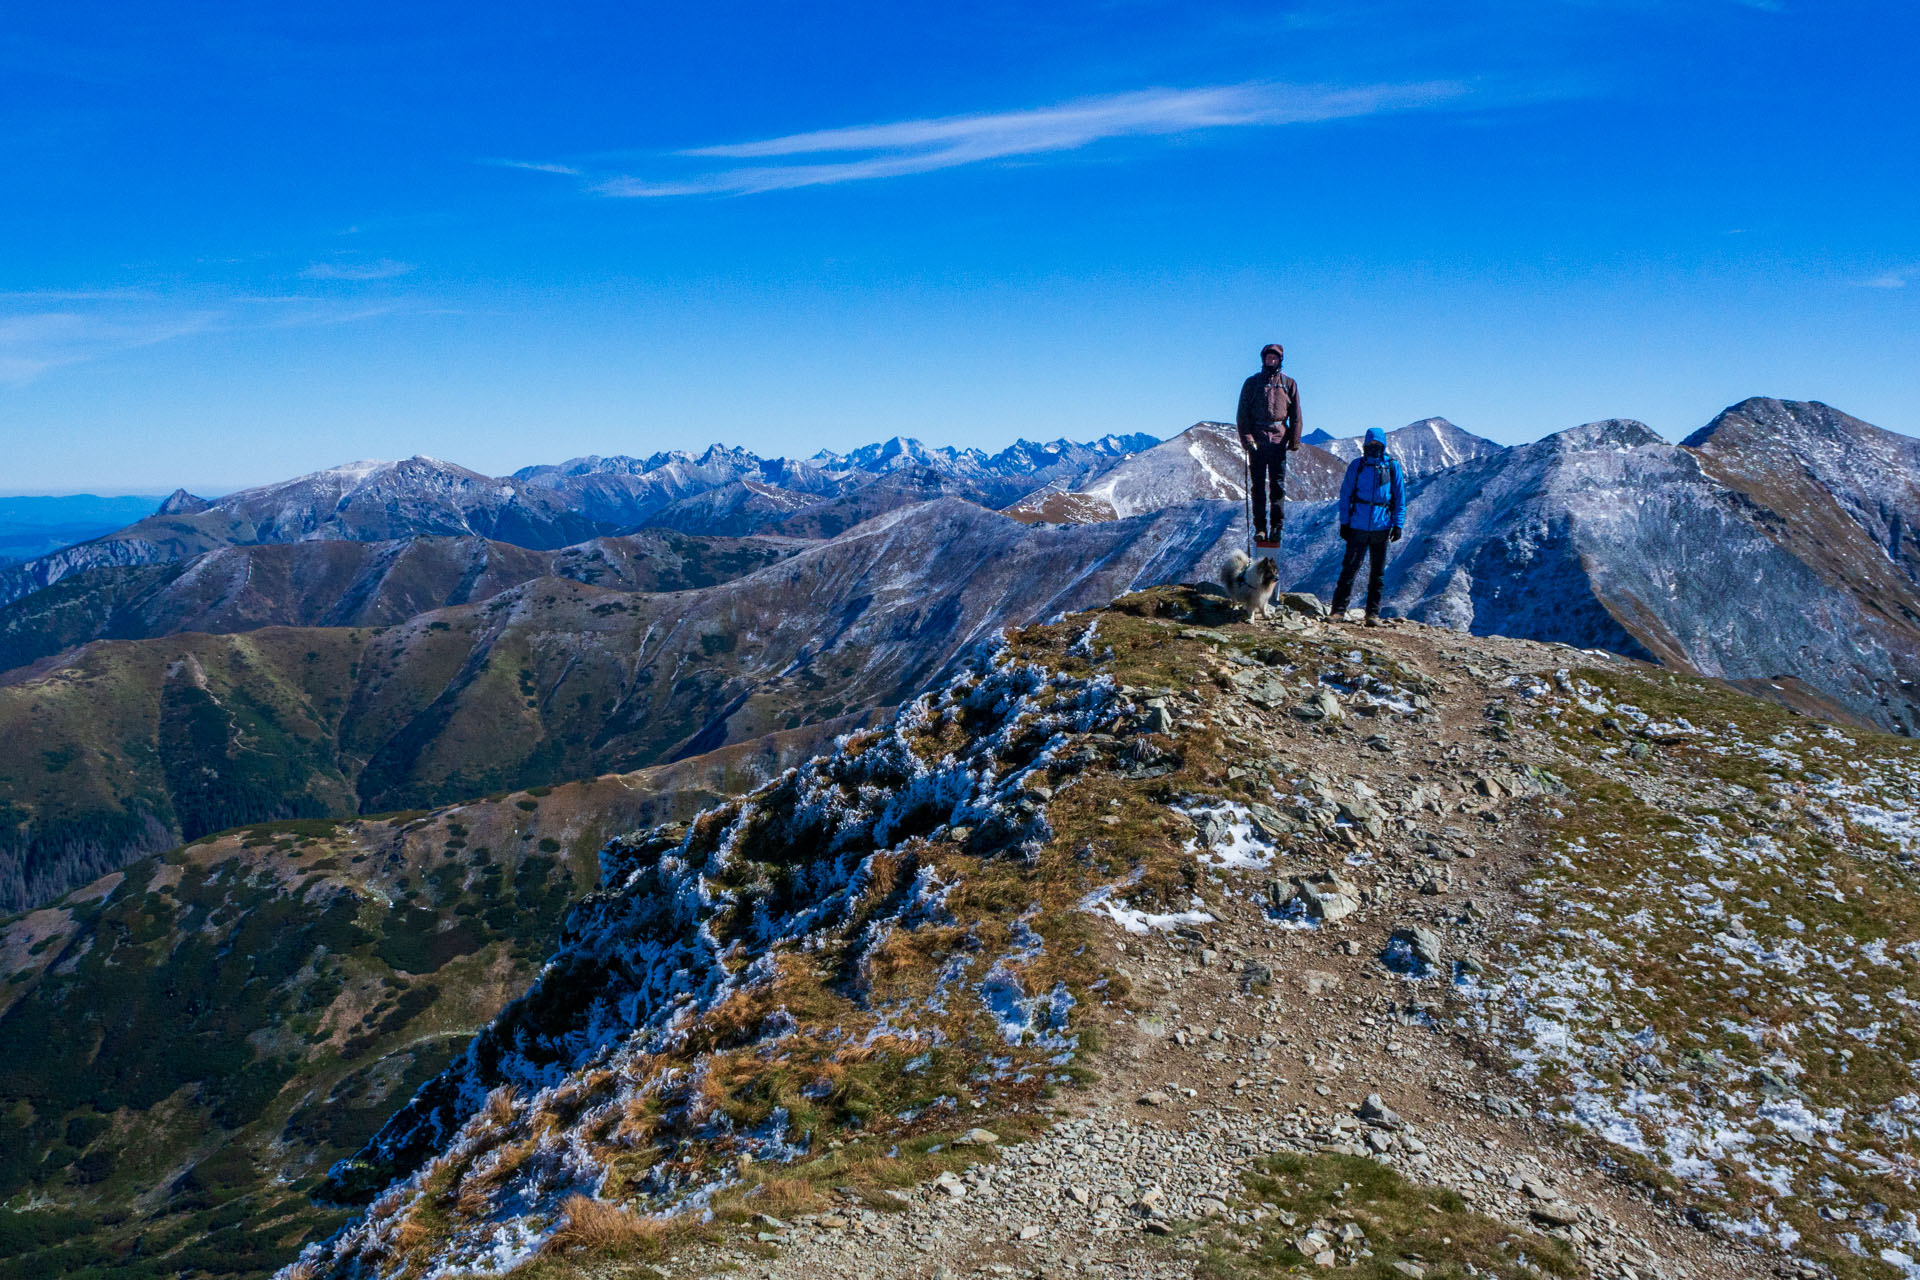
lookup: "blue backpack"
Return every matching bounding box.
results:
[1346,452,1396,528]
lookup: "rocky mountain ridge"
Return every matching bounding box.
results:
[1002,423,1349,525]
[0,529,799,676]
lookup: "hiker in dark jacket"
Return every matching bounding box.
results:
[1329,426,1408,626]
[1236,343,1302,548]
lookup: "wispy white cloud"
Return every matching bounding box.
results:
[300,257,414,281]
[579,81,1464,198]
[0,307,220,384]
[482,158,583,176]
[1860,267,1912,289]
[0,292,412,385]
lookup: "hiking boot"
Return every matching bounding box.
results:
[1364,613,1381,627]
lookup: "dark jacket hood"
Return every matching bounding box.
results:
[1260,344,1285,366]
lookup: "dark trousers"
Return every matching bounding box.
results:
[1331,528,1390,615]
[1247,442,1287,536]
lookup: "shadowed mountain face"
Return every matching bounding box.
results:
[0,531,797,677]
[0,498,1236,911]
[1003,422,1345,524]
[1281,401,1920,733]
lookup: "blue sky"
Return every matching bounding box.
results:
[1,0,1915,493]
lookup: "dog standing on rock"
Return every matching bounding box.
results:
[1221,549,1280,621]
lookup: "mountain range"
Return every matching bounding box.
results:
[1002,417,1502,525]
[0,498,1236,911]
[1301,416,1507,474]
[0,433,1156,609]
[1,399,1916,916]
[1000,400,1918,735]
[1281,399,1920,734]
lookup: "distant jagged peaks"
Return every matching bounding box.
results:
[832,432,1155,478]
[154,488,210,516]
[527,432,1154,485]
[0,429,1167,611]
[1306,418,1506,476]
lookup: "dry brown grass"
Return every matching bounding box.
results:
[387,1214,431,1254]
[743,1175,831,1218]
[481,1084,517,1128]
[454,1183,494,1218]
[540,1194,668,1258]
[462,1138,538,1194]
[610,1104,662,1148]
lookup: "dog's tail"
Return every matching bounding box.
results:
[1222,549,1252,593]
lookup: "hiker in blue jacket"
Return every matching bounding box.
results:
[1329,427,1407,626]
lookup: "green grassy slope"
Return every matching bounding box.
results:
[0,577,862,911]
[0,719,853,1280]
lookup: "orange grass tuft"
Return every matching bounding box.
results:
[540,1194,668,1257]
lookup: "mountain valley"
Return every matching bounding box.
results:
[0,498,1237,911]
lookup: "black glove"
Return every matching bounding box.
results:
[1389,526,1403,542]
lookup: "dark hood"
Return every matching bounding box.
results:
[1260,344,1284,368]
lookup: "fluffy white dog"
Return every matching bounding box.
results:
[1221,549,1281,621]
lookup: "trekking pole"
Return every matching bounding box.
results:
[1242,449,1254,557]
